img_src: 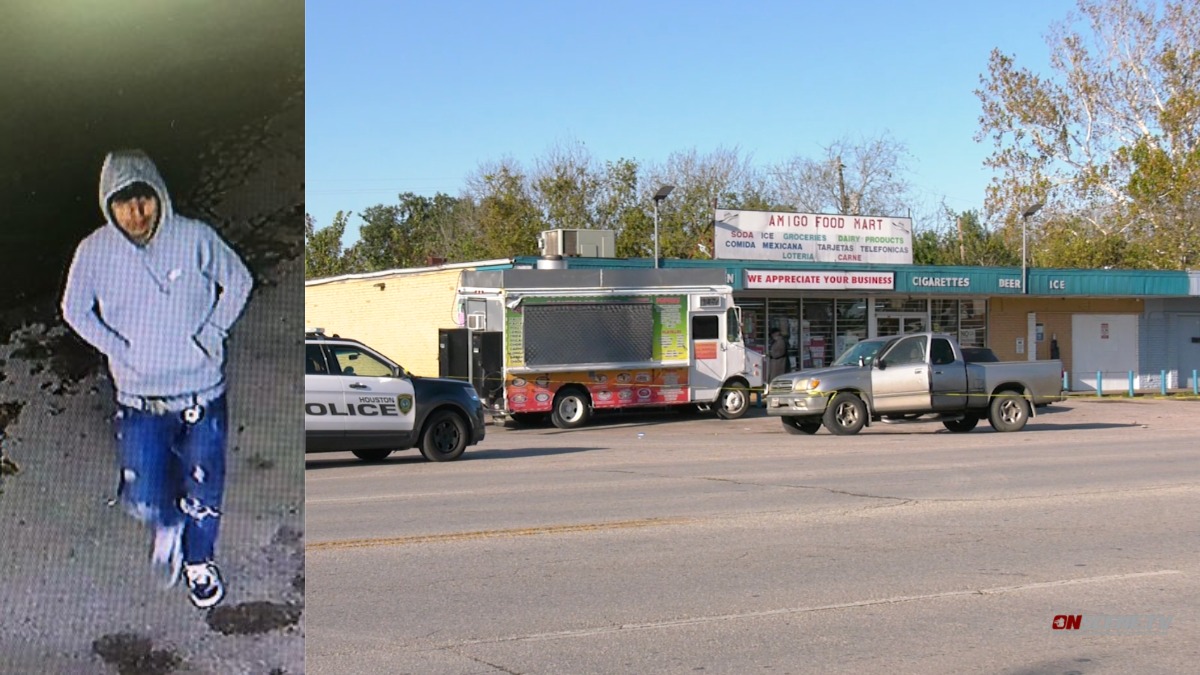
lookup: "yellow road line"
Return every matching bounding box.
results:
[307,516,696,552]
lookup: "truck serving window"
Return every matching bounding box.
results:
[692,315,719,340]
[523,302,655,366]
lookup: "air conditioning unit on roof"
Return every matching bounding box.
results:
[538,229,615,258]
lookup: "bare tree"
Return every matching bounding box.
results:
[769,133,915,216]
[646,147,763,258]
[976,0,1200,268]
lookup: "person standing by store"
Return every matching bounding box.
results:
[767,327,788,381]
[61,150,252,609]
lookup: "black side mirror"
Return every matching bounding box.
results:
[876,359,888,370]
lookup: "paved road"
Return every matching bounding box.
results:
[306,400,1200,674]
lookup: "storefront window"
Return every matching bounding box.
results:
[931,299,958,335]
[959,299,987,347]
[801,299,833,369]
[875,297,928,313]
[836,299,868,362]
[738,300,765,353]
[767,299,800,372]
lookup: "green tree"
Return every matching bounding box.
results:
[304,211,349,279]
[1034,216,1131,268]
[598,158,656,258]
[911,209,1019,266]
[346,204,415,272]
[465,161,545,258]
[977,0,1200,269]
[342,192,468,271]
[532,141,601,231]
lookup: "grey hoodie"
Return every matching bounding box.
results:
[61,150,253,399]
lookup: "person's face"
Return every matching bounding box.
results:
[110,195,159,243]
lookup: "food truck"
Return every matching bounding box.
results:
[455,268,763,428]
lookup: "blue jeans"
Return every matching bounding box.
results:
[115,395,227,564]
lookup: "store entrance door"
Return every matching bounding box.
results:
[876,312,926,337]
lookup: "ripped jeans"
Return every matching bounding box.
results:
[115,395,227,564]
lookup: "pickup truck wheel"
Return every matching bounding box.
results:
[714,383,749,420]
[942,415,979,433]
[823,392,867,435]
[551,388,592,429]
[782,416,821,435]
[351,449,392,461]
[420,410,468,461]
[988,393,1030,432]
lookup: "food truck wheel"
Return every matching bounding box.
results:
[551,387,592,429]
[714,383,749,420]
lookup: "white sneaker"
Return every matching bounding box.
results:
[151,523,184,588]
[185,562,225,609]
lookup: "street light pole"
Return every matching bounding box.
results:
[652,185,675,269]
[1021,202,1043,294]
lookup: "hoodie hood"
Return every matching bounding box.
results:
[98,150,174,237]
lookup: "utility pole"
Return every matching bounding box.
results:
[837,160,848,214]
[957,215,964,264]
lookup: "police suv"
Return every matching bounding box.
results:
[305,330,486,461]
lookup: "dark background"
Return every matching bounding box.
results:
[0,1,303,314]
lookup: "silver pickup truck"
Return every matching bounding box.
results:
[764,333,1063,435]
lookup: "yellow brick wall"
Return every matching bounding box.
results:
[988,297,1144,375]
[305,269,465,376]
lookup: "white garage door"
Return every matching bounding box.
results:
[1071,314,1139,392]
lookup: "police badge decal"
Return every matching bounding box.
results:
[397,394,414,415]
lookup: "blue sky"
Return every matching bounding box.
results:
[306,1,1075,247]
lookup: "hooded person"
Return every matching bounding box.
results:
[61,150,252,609]
[767,328,788,381]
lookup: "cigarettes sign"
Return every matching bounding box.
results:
[715,209,913,264]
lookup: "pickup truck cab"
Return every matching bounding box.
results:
[305,331,486,461]
[765,333,1063,435]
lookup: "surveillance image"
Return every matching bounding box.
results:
[0,3,304,672]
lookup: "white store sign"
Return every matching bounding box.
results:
[745,270,895,290]
[715,209,913,264]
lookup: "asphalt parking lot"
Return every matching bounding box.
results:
[305,399,1200,674]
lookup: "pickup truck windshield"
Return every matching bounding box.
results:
[831,339,893,367]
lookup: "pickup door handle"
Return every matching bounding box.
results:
[349,383,368,390]
[934,370,943,375]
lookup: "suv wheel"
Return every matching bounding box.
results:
[421,410,468,461]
